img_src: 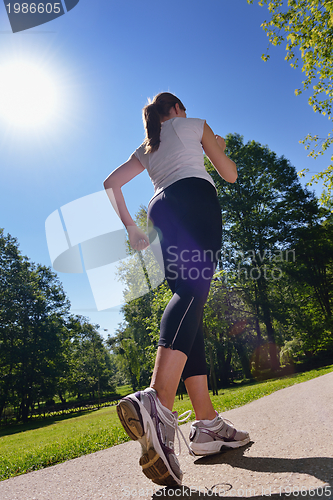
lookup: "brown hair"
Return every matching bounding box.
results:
[142,92,186,154]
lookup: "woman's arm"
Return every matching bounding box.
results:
[103,155,150,250]
[201,122,238,183]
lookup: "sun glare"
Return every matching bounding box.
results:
[0,61,57,128]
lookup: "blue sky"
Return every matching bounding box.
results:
[0,0,330,338]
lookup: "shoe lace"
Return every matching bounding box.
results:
[173,410,196,457]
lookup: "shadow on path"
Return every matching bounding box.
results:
[151,445,332,499]
[194,443,332,485]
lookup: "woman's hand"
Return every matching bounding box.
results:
[127,225,150,251]
[215,135,226,151]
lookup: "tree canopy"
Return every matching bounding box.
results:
[0,229,116,423]
[248,0,333,205]
[206,133,322,371]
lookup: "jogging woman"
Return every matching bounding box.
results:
[104,92,249,487]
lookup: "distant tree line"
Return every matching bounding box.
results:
[0,230,119,424]
[109,134,333,392]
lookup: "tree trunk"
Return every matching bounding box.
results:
[233,337,252,379]
[208,342,218,395]
[257,278,280,371]
[21,397,30,423]
[58,391,66,404]
[217,342,232,388]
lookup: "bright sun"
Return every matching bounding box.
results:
[0,61,57,128]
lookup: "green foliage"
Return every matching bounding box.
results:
[205,133,322,373]
[247,0,333,205]
[66,316,116,400]
[107,293,156,390]
[203,273,255,389]
[107,206,170,391]
[146,281,173,346]
[282,216,333,354]
[0,229,115,424]
[0,229,71,422]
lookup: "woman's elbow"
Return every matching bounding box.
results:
[228,170,238,183]
[224,163,238,183]
[104,174,115,190]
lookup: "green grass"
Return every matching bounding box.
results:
[0,406,127,481]
[172,365,333,416]
[116,384,132,397]
[1,365,332,482]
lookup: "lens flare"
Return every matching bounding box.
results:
[229,319,248,336]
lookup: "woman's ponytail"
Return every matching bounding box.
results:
[143,103,161,154]
[142,92,186,154]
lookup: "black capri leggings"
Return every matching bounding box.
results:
[147,177,222,380]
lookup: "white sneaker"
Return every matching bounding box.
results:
[189,411,250,456]
[117,388,191,486]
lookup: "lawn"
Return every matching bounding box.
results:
[1,365,332,481]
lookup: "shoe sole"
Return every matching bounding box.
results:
[117,397,181,487]
[190,436,250,456]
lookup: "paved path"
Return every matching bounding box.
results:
[0,372,332,500]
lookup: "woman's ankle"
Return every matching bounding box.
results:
[194,409,217,421]
[150,385,174,412]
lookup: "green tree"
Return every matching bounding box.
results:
[1,229,85,422]
[0,229,117,423]
[284,217,333,355]
[0,230,24,420]
[248,0,333,205]
[107,291,156,391]
[203,273,255,389]
[0,229,73,421]
[292,220,333,319]
[108,324,142,391]
[206,133,320,371]
[68,316,115,401]
[108,206,164,390]
[14,264,71,422]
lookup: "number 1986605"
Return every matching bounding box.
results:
[6,3,62,14]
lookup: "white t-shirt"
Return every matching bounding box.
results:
[132,117,215,201]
